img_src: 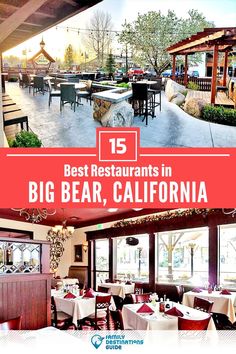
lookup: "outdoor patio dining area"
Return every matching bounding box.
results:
[3,79,236,148]
[1,207,236,331]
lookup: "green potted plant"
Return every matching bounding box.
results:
[8,131,42,147]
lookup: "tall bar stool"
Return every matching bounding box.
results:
[132,83,155,125]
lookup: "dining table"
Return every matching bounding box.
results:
[122,302,216,330]
[182,290,236,323]
[98,282,135,298]
[136,80,158,86]
[30,74,53,81]
[52,290,115,326]
[57,82,86,90]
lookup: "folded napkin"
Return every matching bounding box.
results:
[136,303,154,314]
[64,292,76,299]
[192,288,202,293]
[220,289,232,295]
[83,288,95,298]
[165,307,183,317]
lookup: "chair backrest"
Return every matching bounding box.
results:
[95,294,112,310]
[34,76,44,89]
[132,83,148,101]
[178,315,211,330]
[60,84,76,102]
[0,316,22,330]
[86,80,93,92]
[22,73,30,84]
[134,282,144,294]
[51,296,58,326]
[133,293,151,304]
[48,79,52,92]
[155,284,184,303]
[151,78,162,91]
[193,297,214,313]
[110,309,124,330]
[97,286,110,293]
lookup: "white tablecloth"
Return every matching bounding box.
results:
[122,302,216,330]
[99,283,135,298]
[53,291,115,325]
[182,290,236,323]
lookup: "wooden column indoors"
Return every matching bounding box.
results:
[172,55,176,81]
[184,54,188,86]
[149,233,156,291]
[208,225,218,286]
[211,45,219,105]
[222,50,229,86]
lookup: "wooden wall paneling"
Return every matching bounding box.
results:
[0,274,51,329]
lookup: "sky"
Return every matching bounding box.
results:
[3,0,236,59]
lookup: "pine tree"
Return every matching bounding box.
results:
[106,52,116,78]
[64,44,74,70]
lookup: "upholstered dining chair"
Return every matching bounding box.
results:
[0,316,22,330]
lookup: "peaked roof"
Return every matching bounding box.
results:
[29,47,55,63]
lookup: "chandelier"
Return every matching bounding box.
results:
[49,221,75,241]
[222,208,236,217]
[48,208,75,241]
[11,208,56,223]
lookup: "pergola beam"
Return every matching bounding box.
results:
[0,0,48,44]
[168,30,225,54]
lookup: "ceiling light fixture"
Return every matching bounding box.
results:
[11,208,56,223]
[48,209,76,241]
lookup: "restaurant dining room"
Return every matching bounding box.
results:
[0,207,236,332]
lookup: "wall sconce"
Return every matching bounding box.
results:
[82,242,88,253]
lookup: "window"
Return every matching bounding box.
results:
[116,235,149,282]
[219,224,236,289]
[156,227,208,285]
[94,239,109,286]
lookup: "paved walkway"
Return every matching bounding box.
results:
[5,82,236,147]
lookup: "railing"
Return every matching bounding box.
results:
[176,77,212,91]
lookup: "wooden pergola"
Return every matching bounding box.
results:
[166,27,236,105]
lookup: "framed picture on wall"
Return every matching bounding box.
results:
[74,244,83,262]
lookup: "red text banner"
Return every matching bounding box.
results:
[0,128,235,208]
